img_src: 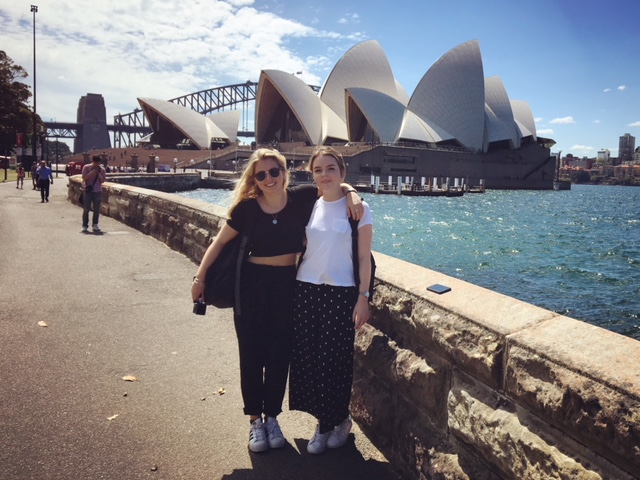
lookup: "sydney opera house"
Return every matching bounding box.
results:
[138,39,557,189]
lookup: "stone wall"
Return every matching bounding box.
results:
[67,177,640,479]
[105,173,202,192]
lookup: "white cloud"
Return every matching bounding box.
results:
[537,128,554,135]
[618,85,627,91]
[550,116,576,124]
[338,13,360,24]
[603,88,611,93]
[570,145,595,155]
[628,121,640,127]
[534,117,543,123]
[593,120,601,124]
[0,0,362,127]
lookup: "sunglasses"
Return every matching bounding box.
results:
[254,167,283,182]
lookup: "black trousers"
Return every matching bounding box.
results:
[234,262,296,417]
[39,179,50,201]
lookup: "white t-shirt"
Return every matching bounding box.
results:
[296,196,373,287]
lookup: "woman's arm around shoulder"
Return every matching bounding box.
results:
[353,222,372,330]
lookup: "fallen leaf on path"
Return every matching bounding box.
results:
[218,388,226,395]
[122,375,138,382]
[107,414,119,421]
[38,321,48,327]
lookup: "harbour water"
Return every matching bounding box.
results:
[177,184,640,340]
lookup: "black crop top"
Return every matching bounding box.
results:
[227,185,318,257]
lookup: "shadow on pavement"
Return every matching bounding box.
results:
[222,436,400,480]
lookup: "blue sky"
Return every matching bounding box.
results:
[2,0,639,156]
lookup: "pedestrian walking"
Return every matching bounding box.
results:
[36,161,53,202]
[81,156,106,233]
[16,164,25,189]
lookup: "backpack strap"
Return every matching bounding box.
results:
[349,217,362,292]
[233,201,258,315]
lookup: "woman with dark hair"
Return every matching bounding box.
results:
[289,146,373,454]
[191,148,361,453]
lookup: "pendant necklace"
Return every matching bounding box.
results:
[269,194,286,225]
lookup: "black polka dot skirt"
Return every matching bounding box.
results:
[289,281,356,432]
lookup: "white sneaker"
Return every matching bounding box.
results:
[82,226,88,233]
[248,418,268,453]
[264,417,285,449]
[92,225,101,233]
[327,416,352,449]
[307,425,331,454]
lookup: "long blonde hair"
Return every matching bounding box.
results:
[230,148,289,211]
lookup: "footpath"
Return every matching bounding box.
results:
[0,179,399,480]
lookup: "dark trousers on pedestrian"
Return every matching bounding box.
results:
[39,179,50,201]
[234,262,296,418]
[82,191,102,227]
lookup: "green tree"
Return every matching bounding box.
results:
[45,139,71,160]
[0,50,42,157]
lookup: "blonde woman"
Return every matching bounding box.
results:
[289,147,373,454]
[192,148,361,453]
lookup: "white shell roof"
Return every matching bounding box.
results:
[137,98,228,149]
[321,103,348,143]
[400,110,454,144]
[484,104,514,147]
[345,88,404,143]
[485,76,519,147]
[408,40,486,152]
[256,70,324,145]
[206,110,241,142]
[510,100,537,140]
[252,39,545,151]
[321,40,401,123]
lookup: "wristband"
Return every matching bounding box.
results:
[193,276,204,284]
[346,188,358,194]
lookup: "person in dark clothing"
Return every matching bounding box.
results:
[81,156,107,233]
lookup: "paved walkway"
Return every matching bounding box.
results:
[0,179,400,480]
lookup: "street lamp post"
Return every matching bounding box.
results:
[207,160,211,178]
[55,136,59,178]
[31,5,38,169]
[173,157,178,173]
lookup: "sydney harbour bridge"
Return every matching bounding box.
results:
[45,81,322,151]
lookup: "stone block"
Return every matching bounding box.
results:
[449,371,636,480]
[373,252,555,390]
[351,365,450,479]
[355,325,450,426]
[506,316,640,476]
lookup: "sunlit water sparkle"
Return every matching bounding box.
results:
[177,184,640,340]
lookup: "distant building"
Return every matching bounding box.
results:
[618,133,635,163]
[564,154,592,170]
[596,149,610,164]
